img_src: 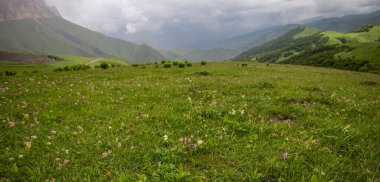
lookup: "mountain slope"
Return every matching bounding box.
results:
[218,24,302,51]
[307,10,380,33]
[217,9,380,59]
[0,0,166,63]
[233,25,380,72]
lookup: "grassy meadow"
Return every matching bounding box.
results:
[0,61,379,181]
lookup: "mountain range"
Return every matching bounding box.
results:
[181,10,380,61]
[0,0,166,63]
[233,25,380,72]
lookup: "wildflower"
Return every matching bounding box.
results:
[55,158,60,161]
[9,122,15,128]
[101,152,109,158]
[280,152,288,160]
[64,159,69,164]
[197,139,204,145]
[31,136,37,139]
[18,154,24,158]
[240,110,245,115]
[65,150,69,154]
[76,141,81,145]
[51,130,57,135]
[163,135,168,141]
[230,109,236,115]
[189,143,197,150]
[117,142,122,148]
[9,158,15,161]
[47,142,51,145]
[25,142,32,148]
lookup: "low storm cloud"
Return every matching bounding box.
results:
[45,0,380,48]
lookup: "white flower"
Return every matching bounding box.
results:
[230,109,236,115]
[18,154,24,158]
[240,110,245,115]
[163,135,168,141]
[9,158,15,161]
[51,130,57,135]
[197,139,204,145]
[65,150,69,154]
[31,136,37,139]
[47,142,51,145]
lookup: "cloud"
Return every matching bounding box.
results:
[44,0,380,47]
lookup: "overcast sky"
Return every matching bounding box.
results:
[45,0,380,48]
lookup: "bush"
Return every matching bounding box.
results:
[100,63,109,69]
[54,67,64,72]
[71,64,90,71]
[5,71,17,76]
[173,61,179,66]
[195,71,211,76]
[63,66,70,71]
[164,63,172,68]
[201,61,207,65]
[186,63,192,67]
[132,64,139,67]
[178,63,186,68]
[242,63,248,67]
[161,60,168,64]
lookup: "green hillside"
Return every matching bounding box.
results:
[233,25,380,72]
[215,9,380,61]
[308,10,380,33]
[0,17,166,63]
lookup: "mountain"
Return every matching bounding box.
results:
[215,9,380,61]
[218,24,302,51]
[0,0,166,64]
[233,25,380,72]
[307,10,380,33]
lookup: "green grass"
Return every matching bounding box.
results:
[0,62,379,181]
[48,56,129,67]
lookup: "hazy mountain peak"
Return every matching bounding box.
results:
[0,0,60,21]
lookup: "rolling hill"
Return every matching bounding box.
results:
[0,0,166,64]
[233,25,380,72]
[214,9,380,62]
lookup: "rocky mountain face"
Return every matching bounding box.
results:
[0,0,59,21]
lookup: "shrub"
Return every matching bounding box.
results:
[195,71,211,76]
[242,63,248,67]
[186,63,192,67]
[54,67,64,72]
[178,63,186,68]
[71,64,90,71]
[32,70,39,73]
[132,64,139,67]
[201,61,207,65]
[5,71,17,76]
[111,64,121,67]
[63,66,70,71]
[100,62,109,69]
[164,63,172,68]
[161,60,168,64]
[173,61,179,66]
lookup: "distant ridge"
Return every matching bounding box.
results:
[0,0,166,63]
